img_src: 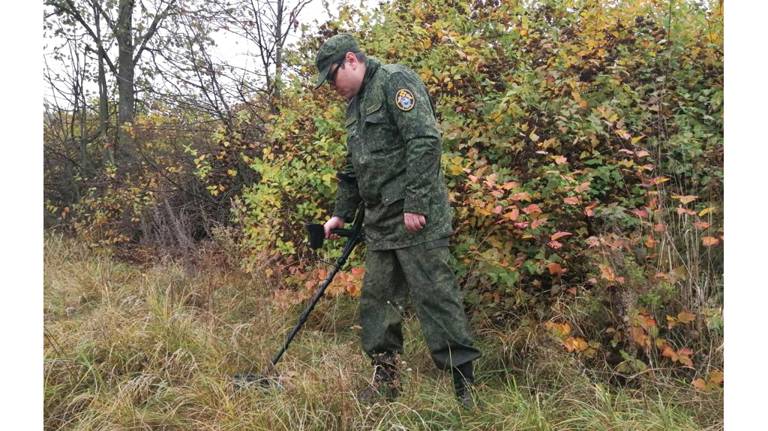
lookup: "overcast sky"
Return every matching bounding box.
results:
[43,0,384,107]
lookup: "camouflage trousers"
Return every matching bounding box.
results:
[360,241,481,369]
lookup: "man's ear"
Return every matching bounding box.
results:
[347,51,359,67]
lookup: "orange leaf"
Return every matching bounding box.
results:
[523,203,542,215]
[564,196,580,205]
[661,345,677,360]
[653,223,667,232]
[501,181,519,190]
[346,283,361,297]
[492,205,503,215]
[547,240,563,249]
[563,336,589,352]
[575,181,591,193]
[511,192,531,201]
[702,236,719,247]
[584,202,598,217]
[629,326,649,348]
[554,155,567,165]
[676,206,697,216]
[550,231,573,241]
[504,207,520,221]
[693,221,710,230]
[531,218,548,229]
[692,378,707,391]
[547,262,564,275]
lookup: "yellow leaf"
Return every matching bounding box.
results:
[709,370,724,385]
[698,207,716,217]
[529,131,540,142]
[672,194,698,205]
[678,354,694,368]
[564,336,589,352]
[666,315,678,330]
[599,264,616,281]
[677,311,696,324]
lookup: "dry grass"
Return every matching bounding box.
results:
[44,234,721,430]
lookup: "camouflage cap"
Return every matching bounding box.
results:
[314,33,360,88]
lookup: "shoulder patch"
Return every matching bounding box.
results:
[395,88,416,112]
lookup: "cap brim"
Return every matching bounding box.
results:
[314,65,331,89]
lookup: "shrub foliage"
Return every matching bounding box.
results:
[45,0,723,387]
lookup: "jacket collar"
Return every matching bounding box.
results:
[359,57,380,95]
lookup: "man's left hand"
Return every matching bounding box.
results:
[404,212,426,233]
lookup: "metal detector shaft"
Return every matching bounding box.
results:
[268,210,364,368]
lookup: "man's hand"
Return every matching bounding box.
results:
[404,212,426,233]
[324,216,345,239]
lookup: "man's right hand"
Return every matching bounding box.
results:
[323,216,345,239]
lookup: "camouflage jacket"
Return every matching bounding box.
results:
[333,58,453,250]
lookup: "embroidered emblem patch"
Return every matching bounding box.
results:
[395,88,416,111]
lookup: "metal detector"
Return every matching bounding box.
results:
[233,206,365,389]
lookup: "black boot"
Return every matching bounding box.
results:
[452,361,476,409]
[357,352,401,403]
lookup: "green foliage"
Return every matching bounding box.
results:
[234,0,723,377]
[44,0,723,384]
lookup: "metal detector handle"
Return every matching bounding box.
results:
[330,228,355,238]
[268,204,365,368]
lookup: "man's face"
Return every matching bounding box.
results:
[329,53,364,101]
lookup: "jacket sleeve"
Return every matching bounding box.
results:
[333,150,361,222]
[385,70,442,217]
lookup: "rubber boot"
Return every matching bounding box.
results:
[452,361,477,410]
[357,352,401,403]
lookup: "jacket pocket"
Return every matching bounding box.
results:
[363,104,398,153]
[380,177,406,206]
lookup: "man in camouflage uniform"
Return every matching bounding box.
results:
[315,34,481,408]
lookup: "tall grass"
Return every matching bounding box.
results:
[44,234,721,430]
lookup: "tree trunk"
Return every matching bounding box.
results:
[94,1,113,166]
[116,0,136,176]
[272,0,284,107]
